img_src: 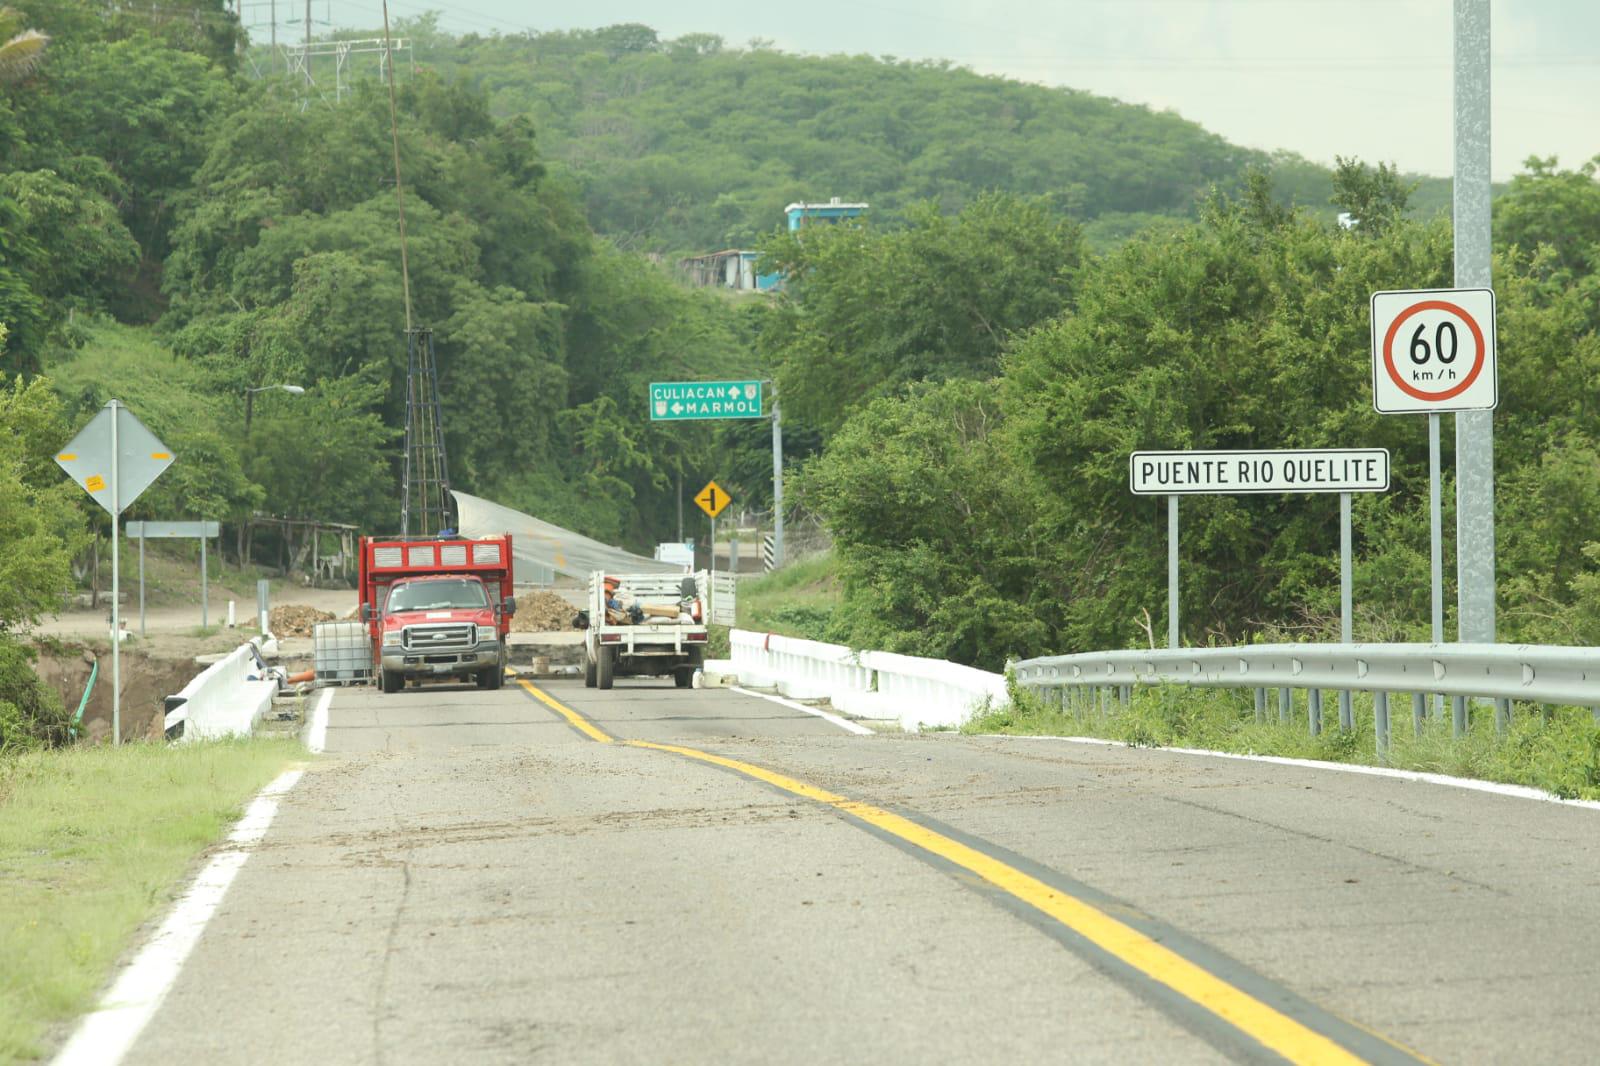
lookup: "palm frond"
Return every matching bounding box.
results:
[0,29,49,84]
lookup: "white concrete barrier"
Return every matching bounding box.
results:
[164,638,281,741]
[729,630,1007,730]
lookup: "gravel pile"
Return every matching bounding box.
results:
[270,605,336,637]
[510,591,580,633]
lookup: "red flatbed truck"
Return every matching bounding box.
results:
[358,534,517,693]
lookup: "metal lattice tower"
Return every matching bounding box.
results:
[400,327,453,536]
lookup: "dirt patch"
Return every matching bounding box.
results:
[510,591,580,633]
[270,604,336,637]
[31,642,202,744]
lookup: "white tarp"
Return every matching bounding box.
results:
[452,490,680,583]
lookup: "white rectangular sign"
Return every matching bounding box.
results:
[126,521,220,539]
[1129,449,1391,496]
[1370,287,1497,413]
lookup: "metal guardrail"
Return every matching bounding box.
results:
[1012,643,1600,755]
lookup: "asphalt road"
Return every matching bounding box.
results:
[120,678,1600,1064]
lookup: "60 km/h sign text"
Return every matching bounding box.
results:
[1370,288,1497,414]
[1130,449,1391,496]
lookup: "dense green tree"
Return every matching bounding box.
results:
[1494,156,1600,275]
[1330,156,1417,235]
[0,192,44,370]
[409,27,1450,256]
[762,193,1083,434]
[0,373,88,633]
[802,380,1049,667]
[798,157,1600,665]
[0,167,137,311]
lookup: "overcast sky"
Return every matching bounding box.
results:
[289,1,1599,181]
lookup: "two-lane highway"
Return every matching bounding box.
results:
[115,677,1600,1064]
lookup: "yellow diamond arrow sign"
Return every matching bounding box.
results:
[694,480,731,519]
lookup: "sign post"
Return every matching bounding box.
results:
[694,481,732,628]
[771,393,784,569]
[1130,449,1391,709]
[126,521,222,636]
[1371,286,1498,730]
[1167,496,1179,650]
[55,401,175,744]
[651,380,783,568]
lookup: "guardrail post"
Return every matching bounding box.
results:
[1338,690,1353,731]
[1278,687,1291,725]
[1253,688,1266,724]
[1493,697,1510,734]
[1118,684,1130,707]
[1412,692,1426,737]
[1308,689,1322,736]
[1452,695,1468,737]
[1374,691,1390,760]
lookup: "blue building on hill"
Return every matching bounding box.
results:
[785,197,870,230]
[679,197,869,293]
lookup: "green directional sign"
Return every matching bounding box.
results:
[650,380,764,421]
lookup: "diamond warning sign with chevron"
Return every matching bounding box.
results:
[649,380,764,421]
[694,480,732,519]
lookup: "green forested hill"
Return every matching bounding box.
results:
[403,20,1450,254]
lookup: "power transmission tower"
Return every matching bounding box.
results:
[400,327,453,536]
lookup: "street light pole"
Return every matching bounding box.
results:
[1453,0,1495,644]
[244,383,306,437]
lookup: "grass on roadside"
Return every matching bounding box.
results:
[0,739,301,1062]
[734,552,840,640]
[966,682,1600,801]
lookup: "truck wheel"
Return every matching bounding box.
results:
[584,655,597,688]
[674,667,694,689]
[486,665,504,690]
[597,646,615,690]
[379,669,401,694]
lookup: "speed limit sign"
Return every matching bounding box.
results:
[1370,288,1497,413]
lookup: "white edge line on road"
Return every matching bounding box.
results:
[306,686,334,753]
[730,685,874,735]
[990,734,1600,811]
[51,768,306,1066]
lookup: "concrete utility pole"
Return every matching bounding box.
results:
[1454,0,1495,643]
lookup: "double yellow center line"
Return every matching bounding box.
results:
[517,680,1424,1065]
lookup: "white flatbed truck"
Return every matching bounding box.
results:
[580,571,714,689]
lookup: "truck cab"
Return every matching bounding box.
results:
[359,535,516,693]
